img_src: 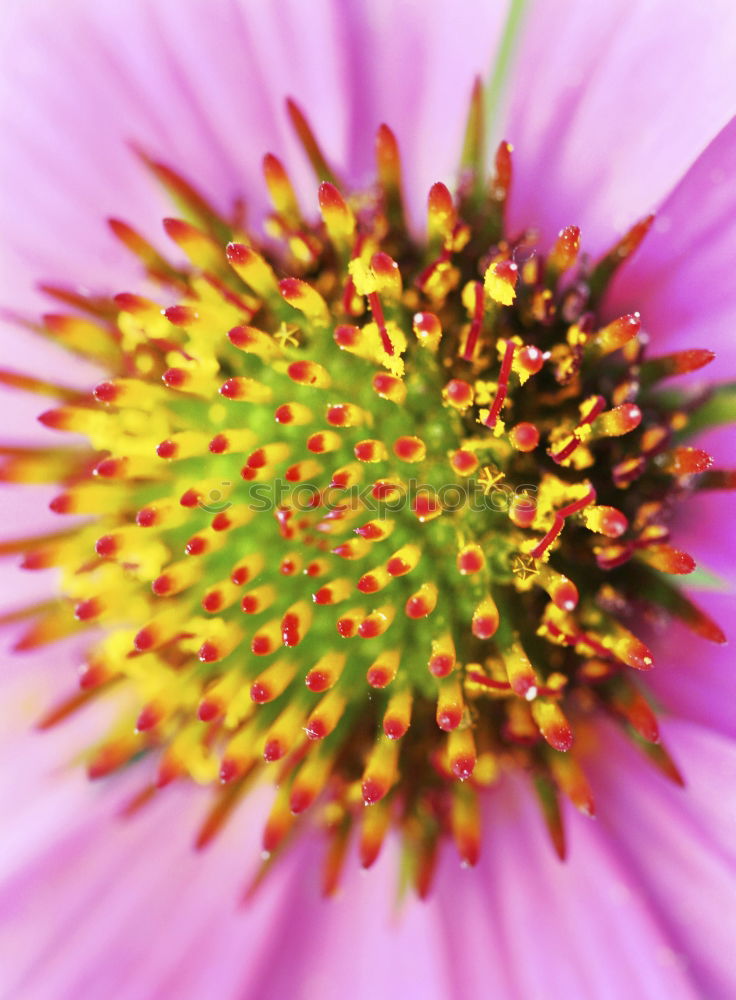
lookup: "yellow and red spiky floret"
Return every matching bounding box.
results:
[7,96,730,897]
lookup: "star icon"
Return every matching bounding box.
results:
[478,464,505,494]
[274,323,300,349]
[510,552,538,581]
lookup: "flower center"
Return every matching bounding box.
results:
[15,99,725,896]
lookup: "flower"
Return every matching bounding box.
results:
[1,1,736,998]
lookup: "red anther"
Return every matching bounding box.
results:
[289,788,314,815]
[197,699,222,722]
[251,635,273,656]
[93,380,118,403]
[151,573,173,596]
[354,440,384,462]
[601,508,628,537]
[304,718,327,741]
[209,434,227,454]
[510,422,540,452]
[202,590,224,613]
[287,361,328,387]
[387,557,410,576]
[405,592,435,619]
[219,759,241,784]
[179,488,200,507]
[263,739,285,763]
[429,654,454,678]
[250,682,271,704]
[428,181,455,239]
[247,448,267,469]
[549,225,581,272]
[336,617,358,639]
[156,439,177,459]
[211,512,232,533]
[412,491,441,521]
[280,557,299,575]
[198,641,220,663]
[162,367,186,388]
[517,344,544,375]
[136,507,157,526]
[136,703,163,732]
[305,671,329,692]
[74,597,103,622]
[185,536,207,556]
[551,578,579,612]
[372,480,402,501]
[274,404,294,424]
[327,404,348,426]
[165,304,197,326]
[361,778,386,805]
[457,545,484,575]
[355,522,382,540]
[437,706,462,732]
[94,458,122,478]
[313,587,333,605]
[384,718,408,740]
[357,620,378,639]
[445,379,474,408]
[334,324,360,348]
[95,534,118,558]
[366,665,392,688]
[472,598,500,640]
[78,661,108,690]
[357,574,380,594]
[394,436,426,462]
[226,324,248,348]
[219,379,240,399]
[38,409,68,430]
[133,627,155,652]
[281,613,301,647]
[307,433,326,453]
[49,493,72,514]
[450,449,479,475]
[451,755,476,782]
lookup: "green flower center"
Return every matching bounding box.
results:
[15,99,725,895]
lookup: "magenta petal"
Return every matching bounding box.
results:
[590,719,736,1000]
[644,590,736,738]
[605,115,736,380]
[0,0,505,321]
[502,0,736,257]
[432,776,699,999]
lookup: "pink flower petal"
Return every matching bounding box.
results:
[605,114,736,380]
[644,590,735,738]
[589,718,736,1000]
[433,776,699,999]
[502,0,736,257]
[0,0,505,319]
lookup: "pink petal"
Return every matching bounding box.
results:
[605,114,736,380]
[589,718,736,1000]
[432,775,699,999]
[502,0,736,257]
[644,590,735,738]
[0,0,505,320]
